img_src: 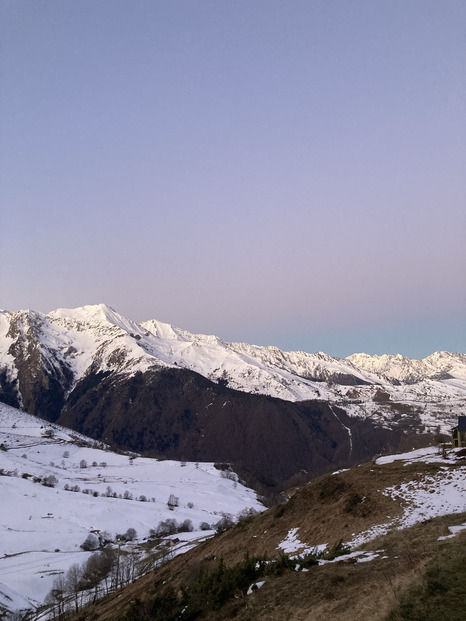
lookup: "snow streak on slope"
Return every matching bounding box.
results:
[276,446,466,558]
[0,304,465,433]
[0,403,263,616]
[349,447,466,548]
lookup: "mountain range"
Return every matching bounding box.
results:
[1,304,465,484]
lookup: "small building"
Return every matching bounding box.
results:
[452,417,466,448]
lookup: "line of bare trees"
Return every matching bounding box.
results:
[43,543,171,620]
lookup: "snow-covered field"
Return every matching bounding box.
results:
[0,403,263,617]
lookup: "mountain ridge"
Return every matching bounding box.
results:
[1,303,464,425]
[1,304,464,485]
[2,302,465,386]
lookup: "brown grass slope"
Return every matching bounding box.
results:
[71,452,466,621]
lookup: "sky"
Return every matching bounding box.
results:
[1,0,465,359]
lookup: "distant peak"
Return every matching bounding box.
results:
[140,318,181,341]
[51,303,117,319]
[48,304,142,335]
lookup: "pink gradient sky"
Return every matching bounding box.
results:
[1,1,465,358]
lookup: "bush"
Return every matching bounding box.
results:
[319,478,345,499]
[125,527,137,541]
[42,475,58,488]
[199,522,211,531]
[237,507,258,522]
[345,493,364,513]
[215,516,234,534]
[153,519,178,538]
[99,531,113,546]
[178,519,193,533]
[167,494,179,508]
[81,533,99,551]
[321,539,351,561]
[265,551,295,576]
[298,551,319,569]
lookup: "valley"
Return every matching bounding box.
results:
[0,403,262,618]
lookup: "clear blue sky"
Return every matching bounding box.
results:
[1,1,465,358]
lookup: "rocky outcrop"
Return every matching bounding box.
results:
[5,311,73,421]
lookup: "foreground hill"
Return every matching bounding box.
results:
[0,304,464,484]
[0,403,263,618]
[70,445,466,621]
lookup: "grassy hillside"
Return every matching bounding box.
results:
[69,448,466,621]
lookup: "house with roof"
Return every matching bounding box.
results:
[452,416,466,448]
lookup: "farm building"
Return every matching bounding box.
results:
[452,416,466,448]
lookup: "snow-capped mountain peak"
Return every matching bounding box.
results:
[0,305,465,435]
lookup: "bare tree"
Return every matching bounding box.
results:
[66,563,84,613]
[177,519,193,533]
[153,518,177,537]
[45,574,67,620]
[82,549,115,598]
[167,493,179,508]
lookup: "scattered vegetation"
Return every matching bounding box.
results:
[42,474,58,488]
[122,543,352,621]
[386,537,466,620]
[150,518,194,538]
[319,478,346,499]
[345,492,364,513]
[215,515,234,533]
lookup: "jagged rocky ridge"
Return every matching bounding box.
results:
[0,304,465,483]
